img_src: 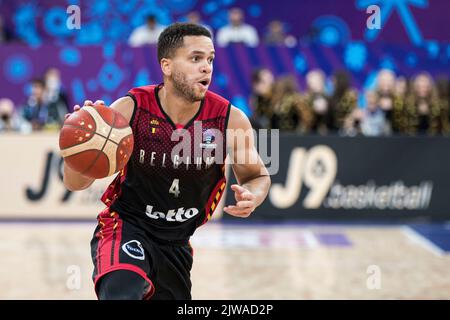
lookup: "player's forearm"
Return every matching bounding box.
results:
[241,175,271,207]
[63,161,95,191]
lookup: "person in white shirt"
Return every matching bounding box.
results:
[360,90,391,136]
[216,8,259,47]
[344,91,391,137]
[128,15,165,47]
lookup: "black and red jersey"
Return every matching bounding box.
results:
[101,84,231,243]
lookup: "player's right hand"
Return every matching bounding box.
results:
[64,100,105,120]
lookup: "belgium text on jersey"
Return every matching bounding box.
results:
[144,121,279,174]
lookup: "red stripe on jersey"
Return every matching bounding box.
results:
[95,207,110,274]
[100,166,127,207]
[113,215,123,265]
[97,208,117,271]
[201,175,227,225]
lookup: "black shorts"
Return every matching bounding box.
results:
[90,207,194,300]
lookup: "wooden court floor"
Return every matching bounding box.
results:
[0,221,449,299]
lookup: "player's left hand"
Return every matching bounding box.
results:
[223,184,256,218]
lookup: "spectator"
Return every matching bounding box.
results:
[264,20,297,47]
[304,69,333,135]
[402,72,449,135]
[128,15,165,47]
[360,91,391,136]
[394,76,409,98]
[330,70,358,131]
[44,67,69,127]
[249,68,274,129]
[270,75,313,132]
[216,8,259,47]
[21,76,67,132]
[185,11,213,38]
[0,98,31,133]
[435,76,449,129]
[375,69,396,123]
[21,79,50,131]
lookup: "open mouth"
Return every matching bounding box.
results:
[198,79,210,87]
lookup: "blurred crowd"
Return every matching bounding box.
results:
[250,68,450,137]
[2,66,448,137]
[1,7,449,137]
[1,8,295,48]
[0,68,69,134]
[127,8,296,48]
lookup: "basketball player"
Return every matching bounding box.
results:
[63,23,271,300]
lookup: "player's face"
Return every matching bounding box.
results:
[170,36,215,102]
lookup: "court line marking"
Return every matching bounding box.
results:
[401,226,444,257]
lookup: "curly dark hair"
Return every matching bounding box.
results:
[157,23,212,62]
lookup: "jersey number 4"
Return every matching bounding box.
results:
[169,179,180,198]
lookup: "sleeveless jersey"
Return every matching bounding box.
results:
[101,84,231,243]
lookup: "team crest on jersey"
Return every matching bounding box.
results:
[150,119,160,134]
[122,240,145,260]
[201,129,217,149]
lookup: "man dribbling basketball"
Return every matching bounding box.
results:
[63,23,271,300]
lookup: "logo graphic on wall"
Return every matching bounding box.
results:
[122,240,145,260]
[269,145,434,211]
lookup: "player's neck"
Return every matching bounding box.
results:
[158,84,202,125]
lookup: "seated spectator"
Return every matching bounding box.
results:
[0,98,31,133]
[216,8,259,47]
[375,69,396,122]
[185,11,213,38]
[44,67,69,127]
[128,15,165,47]
[21,79,49,131]
[249,68,274,129]
[21,77,67,132]
[330,70,358,131]
[270,75,313,132]
[435,76,449,131]
[394,76,409,98]
[264,20,297,47]
[360,91,391,136]
[402,72,449,135]
[304,69,333,135]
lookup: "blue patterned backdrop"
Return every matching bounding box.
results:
[1,0,449,45]
[0,0,449,113]
[2,43,448,115]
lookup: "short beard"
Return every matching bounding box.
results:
[171,70,204,103]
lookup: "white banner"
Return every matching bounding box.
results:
[0,133,115,218]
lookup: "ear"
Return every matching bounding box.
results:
[160,58,172,77]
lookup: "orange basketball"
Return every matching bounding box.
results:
[59,104,134,179]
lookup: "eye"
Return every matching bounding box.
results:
[208,57,214,64]
[192,56,200,62]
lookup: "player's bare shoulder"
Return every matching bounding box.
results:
[227,105,253,131]
[110,96,135,124]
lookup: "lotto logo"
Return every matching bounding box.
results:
[145,205,199,222]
